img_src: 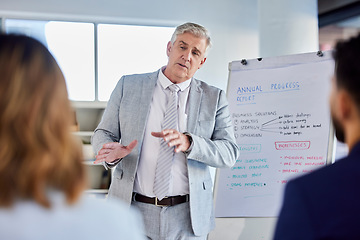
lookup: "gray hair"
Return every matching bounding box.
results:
[170,22,212,56]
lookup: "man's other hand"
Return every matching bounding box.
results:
[94,140,138,164]
[151,129,190,153]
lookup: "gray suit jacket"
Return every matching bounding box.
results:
[92,70,239,236]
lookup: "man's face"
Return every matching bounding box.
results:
[164,32,207,83]
[330,76,346,143]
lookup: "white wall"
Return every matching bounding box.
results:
[258,0,319,58]
[0,0,259,91]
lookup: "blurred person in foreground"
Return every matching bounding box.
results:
[274,33,360,239]
[0,34,145,240]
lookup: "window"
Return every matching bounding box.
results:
[97,24,174,101]
[319,16,360,51]
[5,19,95,101]
[319,2,360,51]
[4,19,175,101]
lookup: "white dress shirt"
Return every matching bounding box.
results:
[133,67,191,197]
[0,191,145,240]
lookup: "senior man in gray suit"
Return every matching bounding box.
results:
[92,22,239,240]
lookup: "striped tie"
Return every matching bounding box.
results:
[153,84,180,200]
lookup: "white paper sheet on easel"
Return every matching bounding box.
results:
[215,52,334,217]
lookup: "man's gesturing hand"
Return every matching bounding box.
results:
[151,129,190,153]
[94,140,138,164]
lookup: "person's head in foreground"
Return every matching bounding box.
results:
[0,34,86,208]
[0,34,146,240]
[330,32,360,149]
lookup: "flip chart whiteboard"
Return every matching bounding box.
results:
[214,51,334,217]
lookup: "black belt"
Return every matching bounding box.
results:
[132,193,189,207]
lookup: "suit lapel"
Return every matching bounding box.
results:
[134,71,158,144]
[120,72,157,182]
[187,79,203,133]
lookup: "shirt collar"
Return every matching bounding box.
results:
[158,67,191,92]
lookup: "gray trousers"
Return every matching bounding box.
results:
[131,200,207,240]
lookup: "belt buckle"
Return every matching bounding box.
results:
[155,197,168,207]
